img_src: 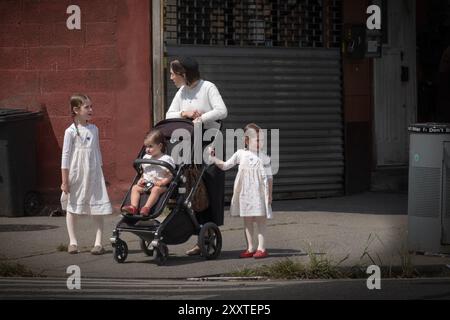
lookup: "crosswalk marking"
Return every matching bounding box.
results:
[0,277,275,300]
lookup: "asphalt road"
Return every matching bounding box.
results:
[1,277,449,300]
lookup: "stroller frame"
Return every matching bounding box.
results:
[110,119,223,266]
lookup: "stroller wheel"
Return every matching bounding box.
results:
[113,239,128,263]
[153,243,168,266]
[140,239,154,256]
[199,223,222,260]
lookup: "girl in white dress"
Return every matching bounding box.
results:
[211,123,273,259]
[61,94,112,255]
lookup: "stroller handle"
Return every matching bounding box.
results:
[133,159,177,176]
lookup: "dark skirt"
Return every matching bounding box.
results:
[197,165,225,227]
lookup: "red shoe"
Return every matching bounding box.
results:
[122,205,137,215]
[253,250,269,259]
[140,207,151,217]
[239,250,255,259]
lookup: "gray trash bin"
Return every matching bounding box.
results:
[0,108,42,217]
[408,123,450,254]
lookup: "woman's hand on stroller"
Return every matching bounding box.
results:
[181,110,202,120]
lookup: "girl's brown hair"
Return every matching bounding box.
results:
[170,57,201,86]
[244,123,262,149]
[144,129,167,153]
[244,123,261,133]
[70,93,91,137]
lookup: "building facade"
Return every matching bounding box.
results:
[1,0,446,205]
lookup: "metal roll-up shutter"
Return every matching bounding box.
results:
[166,46,343,200]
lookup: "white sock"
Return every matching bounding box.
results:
[255,217,267,252]
[66,212,78,246]
[93,216,104,247]
[244,218,255,252]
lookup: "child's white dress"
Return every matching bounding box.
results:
[61,123,112,215]
[142,154,175,182]
[221,149,273,219]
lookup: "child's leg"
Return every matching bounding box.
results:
[130,185,144,208]
[243,217,255,252]
[93,216,104,247]
[255,216,267,252]
[66,212,78,246]
[143,186,167,209]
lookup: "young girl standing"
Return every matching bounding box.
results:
[210,123,273,259]
[61,94,112,255]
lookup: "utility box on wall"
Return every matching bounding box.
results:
[408,123,450,254]
[342,25,382,59]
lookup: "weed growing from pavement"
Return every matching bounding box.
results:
[57,244,68,252]
[360,233,419,278]
[0,261,37,277]
[230,248,348,280]
[229,237,434,280]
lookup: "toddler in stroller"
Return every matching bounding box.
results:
[122,130,175,217]
[111,119,223,265]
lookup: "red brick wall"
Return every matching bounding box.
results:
[0,0,152,203]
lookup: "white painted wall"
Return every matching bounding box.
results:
[374,0,417,166]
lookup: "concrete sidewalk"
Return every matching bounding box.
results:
[1,192,449,279]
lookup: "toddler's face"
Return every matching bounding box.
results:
[245,129,264,152]
[145,141,163,156]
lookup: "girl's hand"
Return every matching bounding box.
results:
[269,195,273,205]
[61,183,70,194]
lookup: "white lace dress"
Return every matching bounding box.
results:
[222,149,273,219]
[60,123,112,215]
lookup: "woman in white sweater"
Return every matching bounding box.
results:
[166,57,228,128]
[166,57,228,256]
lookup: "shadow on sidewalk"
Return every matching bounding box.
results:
[270,192,408,216]
[120,249,307,267]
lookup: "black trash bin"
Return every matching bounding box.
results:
[0,108,42,217]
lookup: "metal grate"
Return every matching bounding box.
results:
[164,0,342,48]
[166,46,344,200]
[410,167,441,218]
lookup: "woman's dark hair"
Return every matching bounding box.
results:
[144,129,167,153]
[170,56,200,86]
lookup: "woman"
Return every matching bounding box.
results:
[166,56,228,256]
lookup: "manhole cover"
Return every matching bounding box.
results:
[0,224,59,232]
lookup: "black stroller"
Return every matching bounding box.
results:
[110,119,223,265]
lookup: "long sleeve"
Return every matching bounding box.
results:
[221,150,241,171]
[95,126,103,167]
[166,88,183,119]
[201,84,228,123]
[61,129,74,169]
[262,154,273,179]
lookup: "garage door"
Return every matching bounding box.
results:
[166,46,343,200]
